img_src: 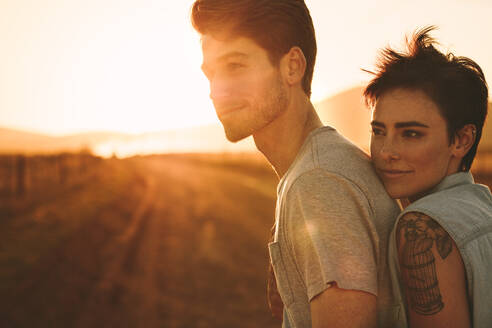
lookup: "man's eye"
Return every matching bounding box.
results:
[226,63,244,71]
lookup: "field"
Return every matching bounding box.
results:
[0,152,490,328]
[0,153,279,328]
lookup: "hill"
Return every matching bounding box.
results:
[0,127,129,154]
[1,88,491,156]
[315,86,371,151]
[0,125,255,156]
[91,125,255,157]
[481,104,492,151]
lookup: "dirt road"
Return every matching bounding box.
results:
[0,154,279,328]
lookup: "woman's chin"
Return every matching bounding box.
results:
[384,185,415,208]
[383,184,411,200]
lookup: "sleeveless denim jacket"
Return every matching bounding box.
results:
[388,172,492,328]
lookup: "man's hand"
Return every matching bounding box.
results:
[310,283,377,328]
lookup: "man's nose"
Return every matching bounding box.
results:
[209,77,232,102]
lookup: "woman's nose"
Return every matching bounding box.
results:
[379,139,401,162]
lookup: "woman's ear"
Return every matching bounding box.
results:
[280,46,306,86]
[451,124,477,159]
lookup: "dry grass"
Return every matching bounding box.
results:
[0,153,279,328]
[0,152,490,328]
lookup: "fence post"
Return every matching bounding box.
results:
[16,155,26,197]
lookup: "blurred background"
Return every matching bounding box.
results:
[1,0,491,327]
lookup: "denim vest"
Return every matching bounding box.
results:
[388,172,492,328]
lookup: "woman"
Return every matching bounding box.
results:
[364,27,492,328]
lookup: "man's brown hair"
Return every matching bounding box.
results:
[191,0,317,97]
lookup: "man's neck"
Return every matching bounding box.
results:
[253,95,323,179]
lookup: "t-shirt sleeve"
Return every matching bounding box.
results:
[283,168,379,301]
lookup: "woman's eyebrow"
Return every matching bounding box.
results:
[370,121,385,128]
[394,121,430,128]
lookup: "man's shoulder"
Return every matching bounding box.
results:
[280,128,397,216]
[314,128,371,169]
[287,128,376,187]
[292,127,370,171]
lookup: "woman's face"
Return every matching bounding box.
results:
[370,88,458,201]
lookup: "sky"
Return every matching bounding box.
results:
[1,0,491,136]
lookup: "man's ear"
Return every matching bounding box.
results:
[280,46,306,86]
[451,124,477,159]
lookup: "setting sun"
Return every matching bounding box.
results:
[0,0,491,154]
[0,0,215,136]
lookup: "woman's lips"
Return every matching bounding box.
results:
[378,169,413,179]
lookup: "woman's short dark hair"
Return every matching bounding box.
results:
[191,0,317,98]
[364,26,489,171]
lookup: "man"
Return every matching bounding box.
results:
[191,1,400,327]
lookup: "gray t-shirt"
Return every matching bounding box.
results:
[268,126,401,327]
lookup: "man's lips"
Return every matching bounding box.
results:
[214,105,245,117]
[378,169,413,179]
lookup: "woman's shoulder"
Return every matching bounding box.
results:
[405,180,491,216]
[398,186,492,248]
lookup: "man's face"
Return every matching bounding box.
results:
[201,35,288,142]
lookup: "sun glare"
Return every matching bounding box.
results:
[0,0,217,136]
[70,2,219,135]
[0,0,491,156]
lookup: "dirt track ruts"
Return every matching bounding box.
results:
[1,155,279,328]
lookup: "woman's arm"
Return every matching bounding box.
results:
[395,211,471,328]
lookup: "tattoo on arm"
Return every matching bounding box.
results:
[396,212,453,315]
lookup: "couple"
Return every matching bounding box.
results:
[190,0,492,327]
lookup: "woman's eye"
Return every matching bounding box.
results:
[371,127,384,136]
[403,130,421,138]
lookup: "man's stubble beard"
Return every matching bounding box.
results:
[220,75,288,143]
